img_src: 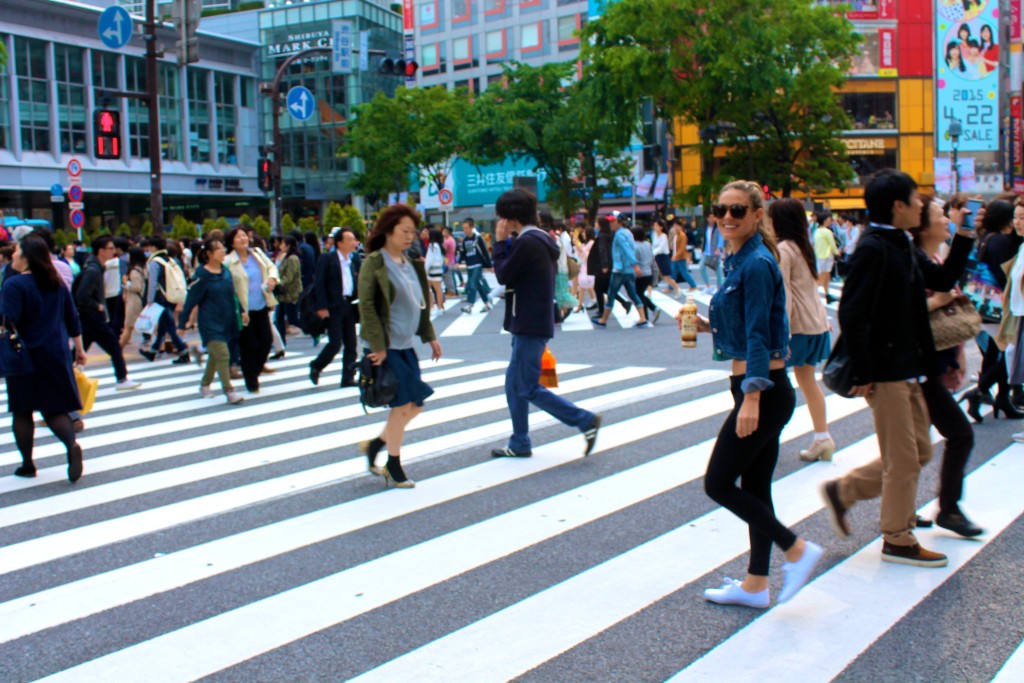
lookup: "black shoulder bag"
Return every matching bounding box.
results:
[823,243,886,398]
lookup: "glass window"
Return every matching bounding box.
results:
[452,0,469,21]
[188,68,210,162]
[841,92,897,129]
[422,43,438,67]
[521,23,540,50]
[126,57,149,158]
[55,45,87,155]
[159,64,181,161]
[240,77,254,108]
[557,0,582,4]
[0,35,8,149]
[849,149,897,184]
[453,36,470,61]
[14,37,50,152]
[214,72,236,165]
[486,30,504,53]
[484,0,504,12]
[92,51,119,92]
[850,30,880,77]
[557,15,577,42]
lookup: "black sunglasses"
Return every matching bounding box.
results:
[711,204,751,219]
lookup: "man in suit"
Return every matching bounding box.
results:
[310,227,361,387]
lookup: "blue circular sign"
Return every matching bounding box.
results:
[98,6,132,50]
[51,183,64,196]
[69,210,86,229]
[286,86,315,122]
[69,185,84,202]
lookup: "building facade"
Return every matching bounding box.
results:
[256,0,403,216]
[0,0,263,230]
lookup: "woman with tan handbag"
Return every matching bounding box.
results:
[910,197,984,537]
[224,227,279,394]
[119,247,148,348]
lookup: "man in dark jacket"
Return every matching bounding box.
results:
[310,228,361,387]
[459,218,493,313]
[74,236,140,390]
[821,169,976,569]
[490,189,601,458]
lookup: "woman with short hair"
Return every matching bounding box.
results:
[357,204,443,489]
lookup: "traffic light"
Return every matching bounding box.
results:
[258,157,273,192]
[173,0,201,64]
[93,109,122,160]
[762,184,771,200]
[378,57,418,77]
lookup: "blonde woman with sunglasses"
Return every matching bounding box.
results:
[684,180,824,609]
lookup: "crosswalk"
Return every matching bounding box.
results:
[1,341,1022,682]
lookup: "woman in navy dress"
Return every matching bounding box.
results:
[2,235,88,482]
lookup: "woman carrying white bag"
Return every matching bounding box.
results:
[122,247,156,347]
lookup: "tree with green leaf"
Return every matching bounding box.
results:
[465,62,638,222]
[581,0,860,202]
[280,213,296,234]
[0,42,7,71]
[345,86,470,198]
[253,216,272,239]
[323,202,346,234]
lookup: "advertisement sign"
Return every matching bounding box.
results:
[934,156,977,193]
[878,28,897,77]
[403,0,415,32]
[935,0,999,152]
[421,158,550,209]
[1012,96,1023,181]
[331,21,353,74]
[359,30,370,71]
[1012,0,1021,42]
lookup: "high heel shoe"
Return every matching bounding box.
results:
[959,390,984,424]
[992,394,1024,419]
[358,437,385,476]
[382,458,415,489]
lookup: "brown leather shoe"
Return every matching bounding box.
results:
[820,480,850,539]
[881,542,948,567]
[260,365,277,375]
[230,367,243,380]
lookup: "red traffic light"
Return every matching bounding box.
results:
[93,109,121,160]
[762,184,770,200]
[258,157,273,192]
[404,60,418,77]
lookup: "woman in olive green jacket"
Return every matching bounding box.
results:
[274,235,303,349]
[357,204,442,489]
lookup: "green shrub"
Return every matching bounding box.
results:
[280,213,296,234]
[253,215,272,239]
[141,220,154,237]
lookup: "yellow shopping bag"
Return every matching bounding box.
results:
[75,367,99,416]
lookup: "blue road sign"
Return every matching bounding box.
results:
[50,183,64,196]
[98,6,132,50]
[287,86,315,122]
[69,210,86,229]
[69,185,84,202]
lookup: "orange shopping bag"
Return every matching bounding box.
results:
[75,367,99,416]
[539,346,558,389]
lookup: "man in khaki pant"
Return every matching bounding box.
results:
[820,170,975,567]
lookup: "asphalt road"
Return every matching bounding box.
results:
[0,282,1022,683]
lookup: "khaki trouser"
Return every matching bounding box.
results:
[838,380,933,546]
[202,341,233,394]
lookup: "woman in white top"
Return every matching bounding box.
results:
[651,218,682,296]
[424,228,446,313]
[572,225,597,312]
[770,199,834,462]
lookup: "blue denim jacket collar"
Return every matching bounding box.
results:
[723,231,764,275]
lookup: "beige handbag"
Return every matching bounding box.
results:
[930,296,982,351]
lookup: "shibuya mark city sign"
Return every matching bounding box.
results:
[266,29,331,57]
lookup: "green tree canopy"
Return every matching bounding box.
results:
[581,0,860,202]
[465,61,638,221]
[345,86,470,198]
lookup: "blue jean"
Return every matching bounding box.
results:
[150,306,186,353]
[670,260,698,288]
[506,334,594,452]
[699,256,723,288]
[465,265,491,304]
[606,272,643,313]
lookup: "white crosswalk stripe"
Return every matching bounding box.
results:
[2,344,1020,682]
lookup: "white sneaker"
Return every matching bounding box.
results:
[225,390,245,405]
[778,541,824,603]
[199,385,216,398]
[115,379,142,391]
[704,577,769,609]
[1013,432,1024,443]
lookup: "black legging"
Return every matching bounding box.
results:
[704,369,797,576]
[920,377,974,515]
[239,307,273,392]
[593,272,630,319]
[635,275,657,318]
[12,411,77,470]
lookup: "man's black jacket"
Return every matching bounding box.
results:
[73,255,106,314]
[312,250,361,313]
[838,227,974,384]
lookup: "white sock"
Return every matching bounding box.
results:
[814,432,831,441]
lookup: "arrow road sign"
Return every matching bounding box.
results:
[287,86,315,122]
[98,6,132,50]
[66,158,82,177]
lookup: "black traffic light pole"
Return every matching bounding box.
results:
[262,46,393,233]
[145,0,163,233]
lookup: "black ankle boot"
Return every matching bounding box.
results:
[993,393,1024,419]
[959,390,985,424]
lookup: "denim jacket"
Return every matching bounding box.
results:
[611,227,638,272]
[708,232,789,393]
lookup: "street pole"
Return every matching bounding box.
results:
[949,118,962,195]
[666,129,675,214]
[145,0,164,233]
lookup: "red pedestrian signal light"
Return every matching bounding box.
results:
[94,110,121,160]
[762,184,771,200]
[258,157,273,192]
[405,60,418,77]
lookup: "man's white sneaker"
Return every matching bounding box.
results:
[225,390,245,405]
[704,577,769,609]
[115,379,142,391]
[199,385,216,398]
